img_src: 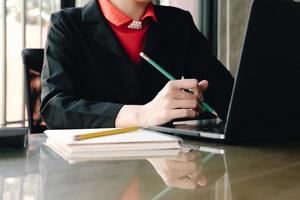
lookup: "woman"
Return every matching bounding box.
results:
[40,0,234,129]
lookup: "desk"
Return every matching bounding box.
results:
[0,134,300,200]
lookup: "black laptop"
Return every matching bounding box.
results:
[0,127,28,148]
[148,0,300,142]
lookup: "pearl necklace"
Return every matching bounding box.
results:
[128,20,143,30]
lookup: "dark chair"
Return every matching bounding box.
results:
[22,48,47,133]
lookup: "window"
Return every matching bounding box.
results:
[0,0,60,127]
[217,0,252,76]
[76,0,88,6]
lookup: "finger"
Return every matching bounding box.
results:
[170,99,200,110]
[188,166,207,187]
[196,80,208,102]
[197,174,207,186]
[166,149,192,160]
[162,160,200,170]
[169,109,199,120]
[163,169,198,179]
[173,89,199,101]
[167,80,203,102]
[176,151,201,161]
[189,165,203,182]
[198,80,209,92]
[170,79,199,91]
[191,87,200,101]
[166,177,198,190]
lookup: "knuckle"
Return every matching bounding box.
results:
[164,86,173,94]
[191,100,198,109]
[166,80,173,87]
[192,95,198,101]
[191,79,198,86]
[187,109,197,118]
[184,109,191,116]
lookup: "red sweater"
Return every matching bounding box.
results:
[98,0,157,64]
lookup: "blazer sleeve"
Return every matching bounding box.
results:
[40,13,124,129]
[184,13,234,120]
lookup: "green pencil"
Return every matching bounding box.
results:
[139,52,219,117]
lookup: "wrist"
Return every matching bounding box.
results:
[115,105,144,128]
[137,103,149,128]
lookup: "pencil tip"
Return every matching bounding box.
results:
[213,111,219,117]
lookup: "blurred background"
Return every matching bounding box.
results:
[0,0,251,129]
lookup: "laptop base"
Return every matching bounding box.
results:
[0,127,29,148]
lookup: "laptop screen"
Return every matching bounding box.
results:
[225,0,300,140]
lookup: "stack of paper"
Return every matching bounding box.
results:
[44,128,182,163]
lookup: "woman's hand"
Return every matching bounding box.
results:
[139,79,209,127]
[115,79,208,128]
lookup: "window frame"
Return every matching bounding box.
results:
[200,0,218,57]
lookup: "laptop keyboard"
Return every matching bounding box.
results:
[174,119,225,134]
[196,123,225,134]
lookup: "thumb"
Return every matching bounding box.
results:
[198,80,209,92]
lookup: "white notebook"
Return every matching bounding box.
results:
[44,128,182,162]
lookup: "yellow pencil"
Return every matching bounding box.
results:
[73,126,140,141]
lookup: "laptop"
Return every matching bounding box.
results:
[0,127,28,148]
[148,0,300,142]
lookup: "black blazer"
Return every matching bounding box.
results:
[40,0,234,129]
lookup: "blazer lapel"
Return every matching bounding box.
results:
[142,7,169,58]
[81,0,142,103]
[82,0,128,61]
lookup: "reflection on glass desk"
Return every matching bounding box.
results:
[0,134,300,200]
